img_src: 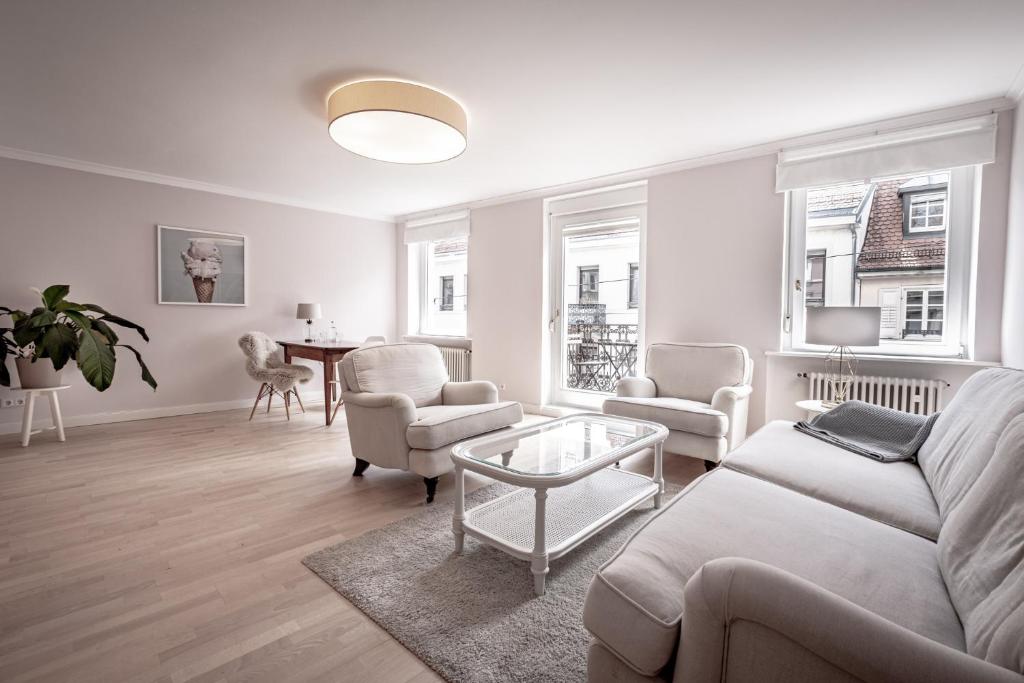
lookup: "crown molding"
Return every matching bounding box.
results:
[0,145,395,223]
[398,96,1016,223]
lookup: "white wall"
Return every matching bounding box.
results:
[0,157,396,431]
[1003,104,1024,369]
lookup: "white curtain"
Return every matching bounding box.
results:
[776,114,997,192]
[403,211,470,244]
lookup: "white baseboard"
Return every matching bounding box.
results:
[0,390,327,435]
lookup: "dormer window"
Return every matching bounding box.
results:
[900,173,948,237]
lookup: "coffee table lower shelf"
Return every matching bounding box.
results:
[457,468,660,594]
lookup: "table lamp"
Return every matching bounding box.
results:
[805,306,881,407]
[295,303,322,342]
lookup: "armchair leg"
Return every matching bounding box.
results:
[424,476,439,504]
[704,460,719,473]
[353,458,370,476]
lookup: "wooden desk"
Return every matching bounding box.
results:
[277,340,360,426]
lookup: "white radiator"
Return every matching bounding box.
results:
[438,345,472,382]
[807,372,945,415]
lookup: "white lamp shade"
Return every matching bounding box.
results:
[806,307,881,347]
[296,303,322,320]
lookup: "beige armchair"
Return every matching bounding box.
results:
[339,343,523,502]
[603,343,752,470]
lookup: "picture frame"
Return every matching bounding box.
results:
[156,225,248,306]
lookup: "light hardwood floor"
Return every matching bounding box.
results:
[0,405,704,683]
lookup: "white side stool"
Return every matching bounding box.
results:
[18,385,70,447]
[795,399,831,421]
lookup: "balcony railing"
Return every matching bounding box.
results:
[566,323,639,393]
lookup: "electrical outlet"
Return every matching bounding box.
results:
[1,398,14,409]
[14,397,25,407]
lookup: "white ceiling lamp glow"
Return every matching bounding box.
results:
[327,80,467,164]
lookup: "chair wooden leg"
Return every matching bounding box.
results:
[284,391,291,421]
[424,477,439,504]
[331,396,344,424]
[293,390,305,413]
[266,388,273,414]
[249,384,268,421]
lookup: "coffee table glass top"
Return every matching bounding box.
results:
[452,414,664,477]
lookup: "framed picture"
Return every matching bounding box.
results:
[157,225,247,306]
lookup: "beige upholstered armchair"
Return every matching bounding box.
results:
[603,343,752,470]
[339,343,523,502]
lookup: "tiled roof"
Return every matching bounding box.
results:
[856,177,945,272]
[807,182,870,217]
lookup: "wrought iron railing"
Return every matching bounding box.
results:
[566,323,639,392]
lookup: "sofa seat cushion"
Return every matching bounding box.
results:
[724,421,941,540]
[604,397,727,437]
[407,402,522,450]
[583,469,964,677]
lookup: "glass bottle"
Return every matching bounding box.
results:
[329,320,339,343]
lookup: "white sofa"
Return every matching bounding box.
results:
[584,367,1024,682]
[339,343,523,502]
[603,343,753,470]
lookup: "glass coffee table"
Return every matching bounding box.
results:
[450,413,668,595]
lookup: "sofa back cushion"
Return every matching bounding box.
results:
[645,343,750,404]
[917,368,1024,520]
[937,413,1024,674]
[341,343,448,407]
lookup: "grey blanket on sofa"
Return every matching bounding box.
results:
[795,400,940,462]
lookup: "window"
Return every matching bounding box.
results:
[408,234,468,337]
[578,266,599,304]
[628,263,639,308]
[439,276,454,311]
[786,166,976,358]
[902,287,944,339]
[805,250,826,307]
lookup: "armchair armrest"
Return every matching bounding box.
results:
[443,380,499,405]
[615,376,657,398]
[677,558,1019,683]
[712,384,752,451]
[342,391,417,471]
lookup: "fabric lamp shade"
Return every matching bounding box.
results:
[296,303,322,320]
[806,307,881,347]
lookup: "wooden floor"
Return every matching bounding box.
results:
[0,404,704,683]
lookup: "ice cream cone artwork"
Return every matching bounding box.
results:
[181,239,224,303]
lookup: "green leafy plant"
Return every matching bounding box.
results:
[1,285,157,391]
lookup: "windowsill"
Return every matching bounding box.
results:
[403,334,472,349]
[766,350,999,367]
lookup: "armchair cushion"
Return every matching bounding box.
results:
[583,469,963,676]
[645,343,751,403]
[603,396,727,438]
[406,401,523,450]
[341,343,448,407]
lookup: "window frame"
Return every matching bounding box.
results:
[627,262,639,309]
[903,189,948,237]
[804,249,827,307]
[577,265,600,304]
[408,236,469,338]
[439,275,454,312]
[900,285,944,340]
[783,166,976,359]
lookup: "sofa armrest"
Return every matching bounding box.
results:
[616,376,657,398]
[711,384,752,450]
[443,380,499,405]
[342,391,417,471]
[676,558,1019,683]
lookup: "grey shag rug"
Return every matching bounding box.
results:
[303,482,681,683]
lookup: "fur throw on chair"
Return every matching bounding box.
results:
[238,332,314,392]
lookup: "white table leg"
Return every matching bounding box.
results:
[453,465,465,554]
[653,441,664,509]
[531,488,549,596]
[48,391,66,442]
[20,392,36,447]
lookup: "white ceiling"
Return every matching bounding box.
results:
[2,1,1023,221]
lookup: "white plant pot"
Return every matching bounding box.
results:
[15,357,63,389]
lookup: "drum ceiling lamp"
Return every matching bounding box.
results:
[327,80,467,164]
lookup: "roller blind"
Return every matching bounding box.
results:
[776,114,997,192]
[403,211,470,244]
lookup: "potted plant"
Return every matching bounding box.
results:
[1,285,157,391]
